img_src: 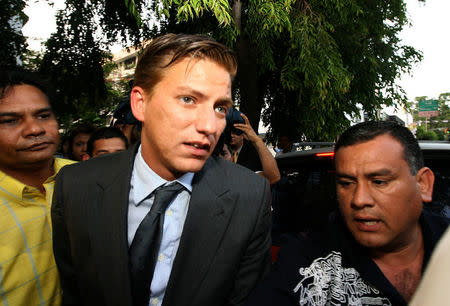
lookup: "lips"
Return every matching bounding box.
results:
[353,216,381,231]
[359,220,378,225]
[185,141,211,156]
[19,142,53,151]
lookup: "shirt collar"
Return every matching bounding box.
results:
[131,146,194,206]
[0,157,72,202]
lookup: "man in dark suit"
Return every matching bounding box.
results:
[51,34,271,306]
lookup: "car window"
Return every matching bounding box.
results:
[272,146,450,245]
[423,154,450,217]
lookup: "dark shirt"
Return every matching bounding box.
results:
[247,210,449,306]
[237,140,262,172]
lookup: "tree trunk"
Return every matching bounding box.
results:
[232,0,263,133]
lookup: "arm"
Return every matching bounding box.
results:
[227,178,272,306]
[51,169,81,305]
[234,114,281,185]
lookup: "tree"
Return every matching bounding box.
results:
[126,0,422,141]
[0,0,28,65]
[413,92,450,140]
[39,0,114,129]
[416,126,439,140]
[41,0,422,140]
[37,0,159,127]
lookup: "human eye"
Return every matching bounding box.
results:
[372,179,388,186]
[0,117,18,125]
[180,96,194,104]
[38,112,52,119]
[337,179,353,188]
[215,105,228,114]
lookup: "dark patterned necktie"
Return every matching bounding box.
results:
[129,182,185,306]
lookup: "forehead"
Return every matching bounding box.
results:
[0,84,50,111]
[180,57,230,80]
[335,135,406,169]
[94,137,126,148]
[73,133,91,141]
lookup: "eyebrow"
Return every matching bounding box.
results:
[335,173,355,180]
[336,168,394,180]
[176,86,233,106]
[0,107,53,117]
[366,169,394,178]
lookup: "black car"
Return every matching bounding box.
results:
[271,141,450,244]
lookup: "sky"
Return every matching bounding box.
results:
[396,0,450,101]
[21,0,450,103]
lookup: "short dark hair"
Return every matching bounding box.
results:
[68,123,97,159]
[134,33,237,96]
[0,66,53,107]
[334,121,423,174]
[87,127,128,157]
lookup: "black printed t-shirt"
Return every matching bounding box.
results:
[247,210,449,306]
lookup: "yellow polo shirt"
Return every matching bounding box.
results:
[0,158,75,306]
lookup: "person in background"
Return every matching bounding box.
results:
[67,123,97,161]
[55,134,70,159]
[275,135,296,156]
[82,127,128,160]
[219,143,233,162]
[0,66,74,305]
[112,87,141,147]
[227,108,280,184]
[52,33,271,306]
[247,120,448,306]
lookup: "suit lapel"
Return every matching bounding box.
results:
[163,158,238,306]
[88,144,139,305]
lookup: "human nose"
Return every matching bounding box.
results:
[196,106,219,135]
[351,182,374,208]
[23,118,45,137]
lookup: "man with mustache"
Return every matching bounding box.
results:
[247,121,448,306]
[0,67,74,305]
[52,34,271,306]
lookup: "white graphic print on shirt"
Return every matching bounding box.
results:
[293,251,392,306]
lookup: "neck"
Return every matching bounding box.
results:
[371,225,424,267]
[231,143,243,152]
[371,225,424,302]
[0,159,55,193]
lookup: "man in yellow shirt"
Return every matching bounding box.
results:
[0,67,74,305]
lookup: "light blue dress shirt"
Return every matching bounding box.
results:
[128,146,194,306]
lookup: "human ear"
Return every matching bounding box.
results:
[416,167,435,203]
[130,86,146,122]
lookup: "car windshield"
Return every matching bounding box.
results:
[272,142,450,243]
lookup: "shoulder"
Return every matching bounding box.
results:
[197,156,270,217]
[204,155,267,187]
[247,232,338,306]
[56,149,133,184]
[421,210,449,241]
[276,231,332,270]
[54,157,76,170]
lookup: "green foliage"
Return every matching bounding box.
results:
[416,126,439,140]
[261,0,421,141]
[160,0,234,26]
[40,1,113,129]
[0,0,28,65]
[39,0,422,140]
[21,49,43,71]
[124,0,143,27]
[164,0,420,141]
[413,92,450,132]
